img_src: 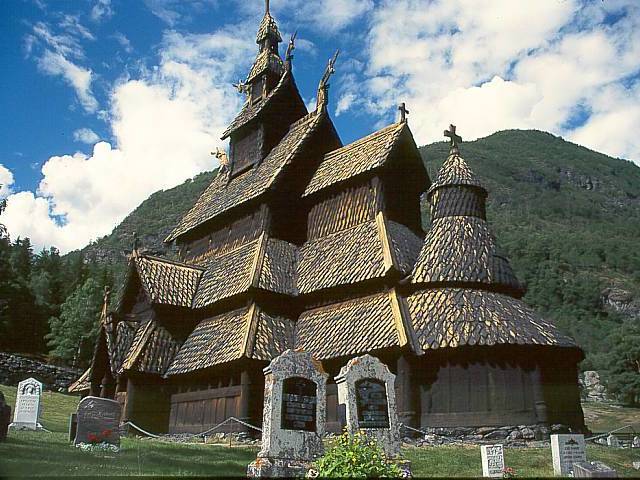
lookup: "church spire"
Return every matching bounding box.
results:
[244,0,284,94]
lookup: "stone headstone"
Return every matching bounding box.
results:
[74,396,121,447]
[9,377,43,430]
[632,436,640,448]
[632,461,640,470]
[606,434,619,447]
[335,354,400,457]
[551,434,587,476]
[480,444,505,478]
[0,391,11,441]
[572,461,617,478]
[247,349,328,478]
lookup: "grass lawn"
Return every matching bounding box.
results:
[582,402,640,433]
[1,384,640,477]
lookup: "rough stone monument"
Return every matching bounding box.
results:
[335,354,400,457]
[9,377,43,431]
[247,349,328,478]
[606,434,619,447]
[572,461,617,478]
[582,371,607,402]
[74,396,121,448]
[480,444,505,477]
[551,434,587,476]
[0,391,11,441]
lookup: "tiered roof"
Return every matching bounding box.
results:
[168,109,319,241]
[406,137,578,351]
[303,122,408,197]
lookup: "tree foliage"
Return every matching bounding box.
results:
[604,322,640,406]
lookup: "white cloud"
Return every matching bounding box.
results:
[2,26,253,253]
[28,21,99,113]
[37,50,98,113]
[112,32,133,53]
[353,0,640,163]
[73,128,100,144]
[0,165,14,199]
[90,0,114,22]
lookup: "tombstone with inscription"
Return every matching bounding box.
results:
[247,349,328,478]
[74,396,121,448]
[335,354,400,457]
[0,391,11,442]
[551,434,587,476]
[481,444,505,478]
[9,378,43,431]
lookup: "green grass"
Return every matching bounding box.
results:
[2,385,639,477]
[583,402,640,433]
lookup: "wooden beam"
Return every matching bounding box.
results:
[376,211,397,274]
[389,288,423,355]
[241,302,260,358]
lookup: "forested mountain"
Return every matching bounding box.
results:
[2,129,639,400]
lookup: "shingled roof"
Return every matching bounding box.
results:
[411,145,523,295]
[303,122,407,197]
[406,288,576,350]
[134,255,204,307]
[119,320,182,375]
[167,109,320,242]
[297,215,421,294]
[166,304,294,375]
[295,290,415,359]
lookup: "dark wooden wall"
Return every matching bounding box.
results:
[231,126,264,176]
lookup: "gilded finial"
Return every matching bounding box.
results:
[316,49,340,110]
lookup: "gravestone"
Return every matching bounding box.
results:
[9,377,43,431]
[480,444,505,477]
[335,354,400,457]
[551,434,587,476]
[633,436,640,448]
[0,391,11,441]
[572,461,617,478]
[606,434,619,447]
[247,349,328,478]
[74,396,121,448]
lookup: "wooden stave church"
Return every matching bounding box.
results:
[72,5,586,435]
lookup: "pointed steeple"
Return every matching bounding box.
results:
[245,0,284,89]
[411,125,524,296]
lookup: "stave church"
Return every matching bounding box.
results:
[71,4,585,435]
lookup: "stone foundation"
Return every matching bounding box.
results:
[402,424,577,447]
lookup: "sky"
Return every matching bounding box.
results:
[0,0,639,254]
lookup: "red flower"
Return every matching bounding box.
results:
[102,429,113,437]
[87,433,99,443]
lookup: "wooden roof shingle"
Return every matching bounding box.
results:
[303,122,406,197]
[295,293,403,359]
[406,288,577,350]
[134,255,203,308]
[410,216,523,294]
[167,109,320,242]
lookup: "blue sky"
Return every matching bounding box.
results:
[1,0,639,253]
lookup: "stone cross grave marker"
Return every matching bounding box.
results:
[551,434,587,476]
[74,396,121,448]
[335,354,400,457]
[9,377,43,431]
[247,349,328,478]
[0,391,11,441]
[480,444,505,477]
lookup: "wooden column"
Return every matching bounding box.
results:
[124,378,136,422]
[100,370,116,399]
[239,370,252,432]
[531,365,548,424]
[396,354,418,429]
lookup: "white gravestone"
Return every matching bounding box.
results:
[481,444,505,477]
[335,354,400,457]
[551,434,587,476]
[247,349,328,478]
[9,378,43,431]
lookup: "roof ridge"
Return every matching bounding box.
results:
[137,253,205,271]
[323,122,403,159]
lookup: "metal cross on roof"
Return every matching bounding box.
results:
[398,102,410,123]
[444,124,462,147]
